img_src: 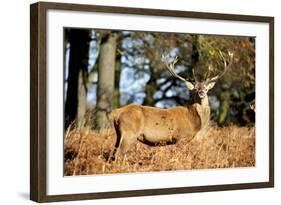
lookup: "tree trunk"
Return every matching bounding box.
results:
[191,36,199,66]
[65,29,89,129]
[113,53,121,109]
[95,32,118,129]
[144,72,157,106]
[77,69,87,125]
[218,90,230,126]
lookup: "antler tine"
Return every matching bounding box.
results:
[192,68,198,83]
[250,103,256,112]
[161,54,187,82]
[205,65,212,80]
[207,51,233,83]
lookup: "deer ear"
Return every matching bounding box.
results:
[185,82,194,90]
[206,82,216,90]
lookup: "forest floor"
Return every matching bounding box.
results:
[64,125,255,176]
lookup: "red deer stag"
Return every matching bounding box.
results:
[109,51,233,161]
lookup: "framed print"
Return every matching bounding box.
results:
[30,1,274,202]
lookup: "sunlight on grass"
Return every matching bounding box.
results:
[64,125,255,176]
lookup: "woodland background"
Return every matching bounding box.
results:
[2,0,278,204]
[64,28,255,129]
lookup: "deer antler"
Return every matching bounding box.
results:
[162,54,195,90]
[250,103,256,112]
[207,51,233,83]
[162,54,188,83]
[205,65,212,80]
[162,54,196,90]
[192,68,199,83]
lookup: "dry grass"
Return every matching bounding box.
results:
[64,125,255,176]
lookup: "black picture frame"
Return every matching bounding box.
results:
[30,1,274,202]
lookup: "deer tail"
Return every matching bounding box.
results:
[108,109,121,124]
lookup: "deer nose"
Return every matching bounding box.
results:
[198,90,206,98]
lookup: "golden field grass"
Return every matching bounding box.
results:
[64,125,255,176]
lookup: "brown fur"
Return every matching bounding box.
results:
[109,101,208,160]
[108,52,233,161]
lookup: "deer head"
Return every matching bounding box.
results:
[162,51,233,100]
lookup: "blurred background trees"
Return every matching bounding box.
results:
[64,29,90,129]
[64,28,255,129]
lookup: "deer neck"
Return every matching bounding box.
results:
[193,95,210,129]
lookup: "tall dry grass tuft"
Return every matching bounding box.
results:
[64,125,255,176]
